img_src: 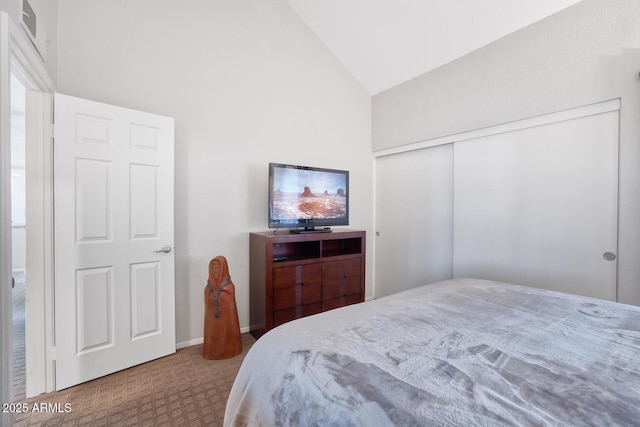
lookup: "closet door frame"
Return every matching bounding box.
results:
[373,99,620,299]
[453,104,619,300]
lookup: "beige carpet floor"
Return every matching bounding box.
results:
[11,275,255,427]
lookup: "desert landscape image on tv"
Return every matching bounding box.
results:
[272,168,347,220]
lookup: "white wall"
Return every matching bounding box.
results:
[0,1,21,29]
[11,227,25,272]
[56,0,373,345]
[11,73,26,272]
[28,0,58,83]
[0,0,58,82]
[372,0,640,306]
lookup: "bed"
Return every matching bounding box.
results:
[224,278,640,426]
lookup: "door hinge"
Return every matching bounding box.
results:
[48,123,55,139]
[51,346,56,360]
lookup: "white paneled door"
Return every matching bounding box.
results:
[53,93,175,390]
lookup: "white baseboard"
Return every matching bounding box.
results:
[176,326,251,350]
[176,337,203,350]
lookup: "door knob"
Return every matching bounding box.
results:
[155,245,172,254]
[603,252,616,261]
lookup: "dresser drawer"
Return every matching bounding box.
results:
[273,282,321,310]
[321,258,361,282]
[273,264,322,289]
[322,276,361,301]
[273,303,322,327]
[322,293,361,312]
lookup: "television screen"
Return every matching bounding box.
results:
[269,163,349,232]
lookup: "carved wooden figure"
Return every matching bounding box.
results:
[202,256,242,359]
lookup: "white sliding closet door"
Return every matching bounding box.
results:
[453,107,619,300]
[375,144,454,297]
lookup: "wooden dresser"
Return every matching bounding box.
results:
[249,229,365,339]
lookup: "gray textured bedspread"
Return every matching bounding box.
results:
[224,278,640,426]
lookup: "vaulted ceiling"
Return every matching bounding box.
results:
[286,0,583,94]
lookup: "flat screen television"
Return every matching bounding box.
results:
[269,163,349,233]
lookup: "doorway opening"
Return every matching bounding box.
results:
[11,73,27,401]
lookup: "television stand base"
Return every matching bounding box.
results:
[290,227,332,234]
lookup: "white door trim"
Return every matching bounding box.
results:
[1,14,15,424]
[0,12,56,410]
[25,91,55,396]
[373,98,621,158]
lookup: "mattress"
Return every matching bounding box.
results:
[224,278,640,426]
